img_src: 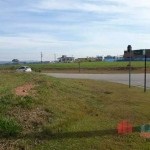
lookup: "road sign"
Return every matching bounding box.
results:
[134,50,145,55]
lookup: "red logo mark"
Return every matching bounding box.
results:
[118,120,132,134]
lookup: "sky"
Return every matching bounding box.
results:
[1,0,150,61]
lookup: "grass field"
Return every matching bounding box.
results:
[1,61,150,69]
[1,61,150,74]
[0,71,150,149]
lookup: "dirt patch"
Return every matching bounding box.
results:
[15,84,35,96]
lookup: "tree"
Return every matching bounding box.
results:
[12,59,19,63]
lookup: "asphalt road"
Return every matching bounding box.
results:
[44,73,150,89]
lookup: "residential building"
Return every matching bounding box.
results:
[96,56,103,61]
[104,55,117,59]
[57,55,74,63]
[104,55,118,62]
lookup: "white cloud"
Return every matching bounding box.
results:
[109,0,150,7]
[1,0,150,61]
[32,0,127,13]
[0,33,78,49]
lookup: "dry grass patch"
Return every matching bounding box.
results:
[8,107,52,136]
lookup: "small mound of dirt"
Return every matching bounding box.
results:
[15,84,35,96]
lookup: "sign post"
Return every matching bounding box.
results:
[133,49,147,92]
[78,61,81,73]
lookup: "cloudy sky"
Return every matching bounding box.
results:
[0,0,150,61]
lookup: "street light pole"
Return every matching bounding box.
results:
[129,50,131,88]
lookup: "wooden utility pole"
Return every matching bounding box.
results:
[54,54,56,62]
[41,52,43,63]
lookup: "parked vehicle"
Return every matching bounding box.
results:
[16,66,32,72]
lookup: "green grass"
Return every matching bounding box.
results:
[0,71,150,149]
[0,117,21,137]
[1,61,150,71]
[17,95,34,109]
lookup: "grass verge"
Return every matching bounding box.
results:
[0,71,150,149]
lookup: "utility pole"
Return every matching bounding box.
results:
[41,52,43,63]
[127,45,132,88]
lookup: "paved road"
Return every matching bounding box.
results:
[44,73,150,89]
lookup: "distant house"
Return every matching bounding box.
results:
[96,56,103,61]
[57,55,74,63]
[104,55,117,62]
[104,55,116,59]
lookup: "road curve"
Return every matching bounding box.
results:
[43,73,150,89]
